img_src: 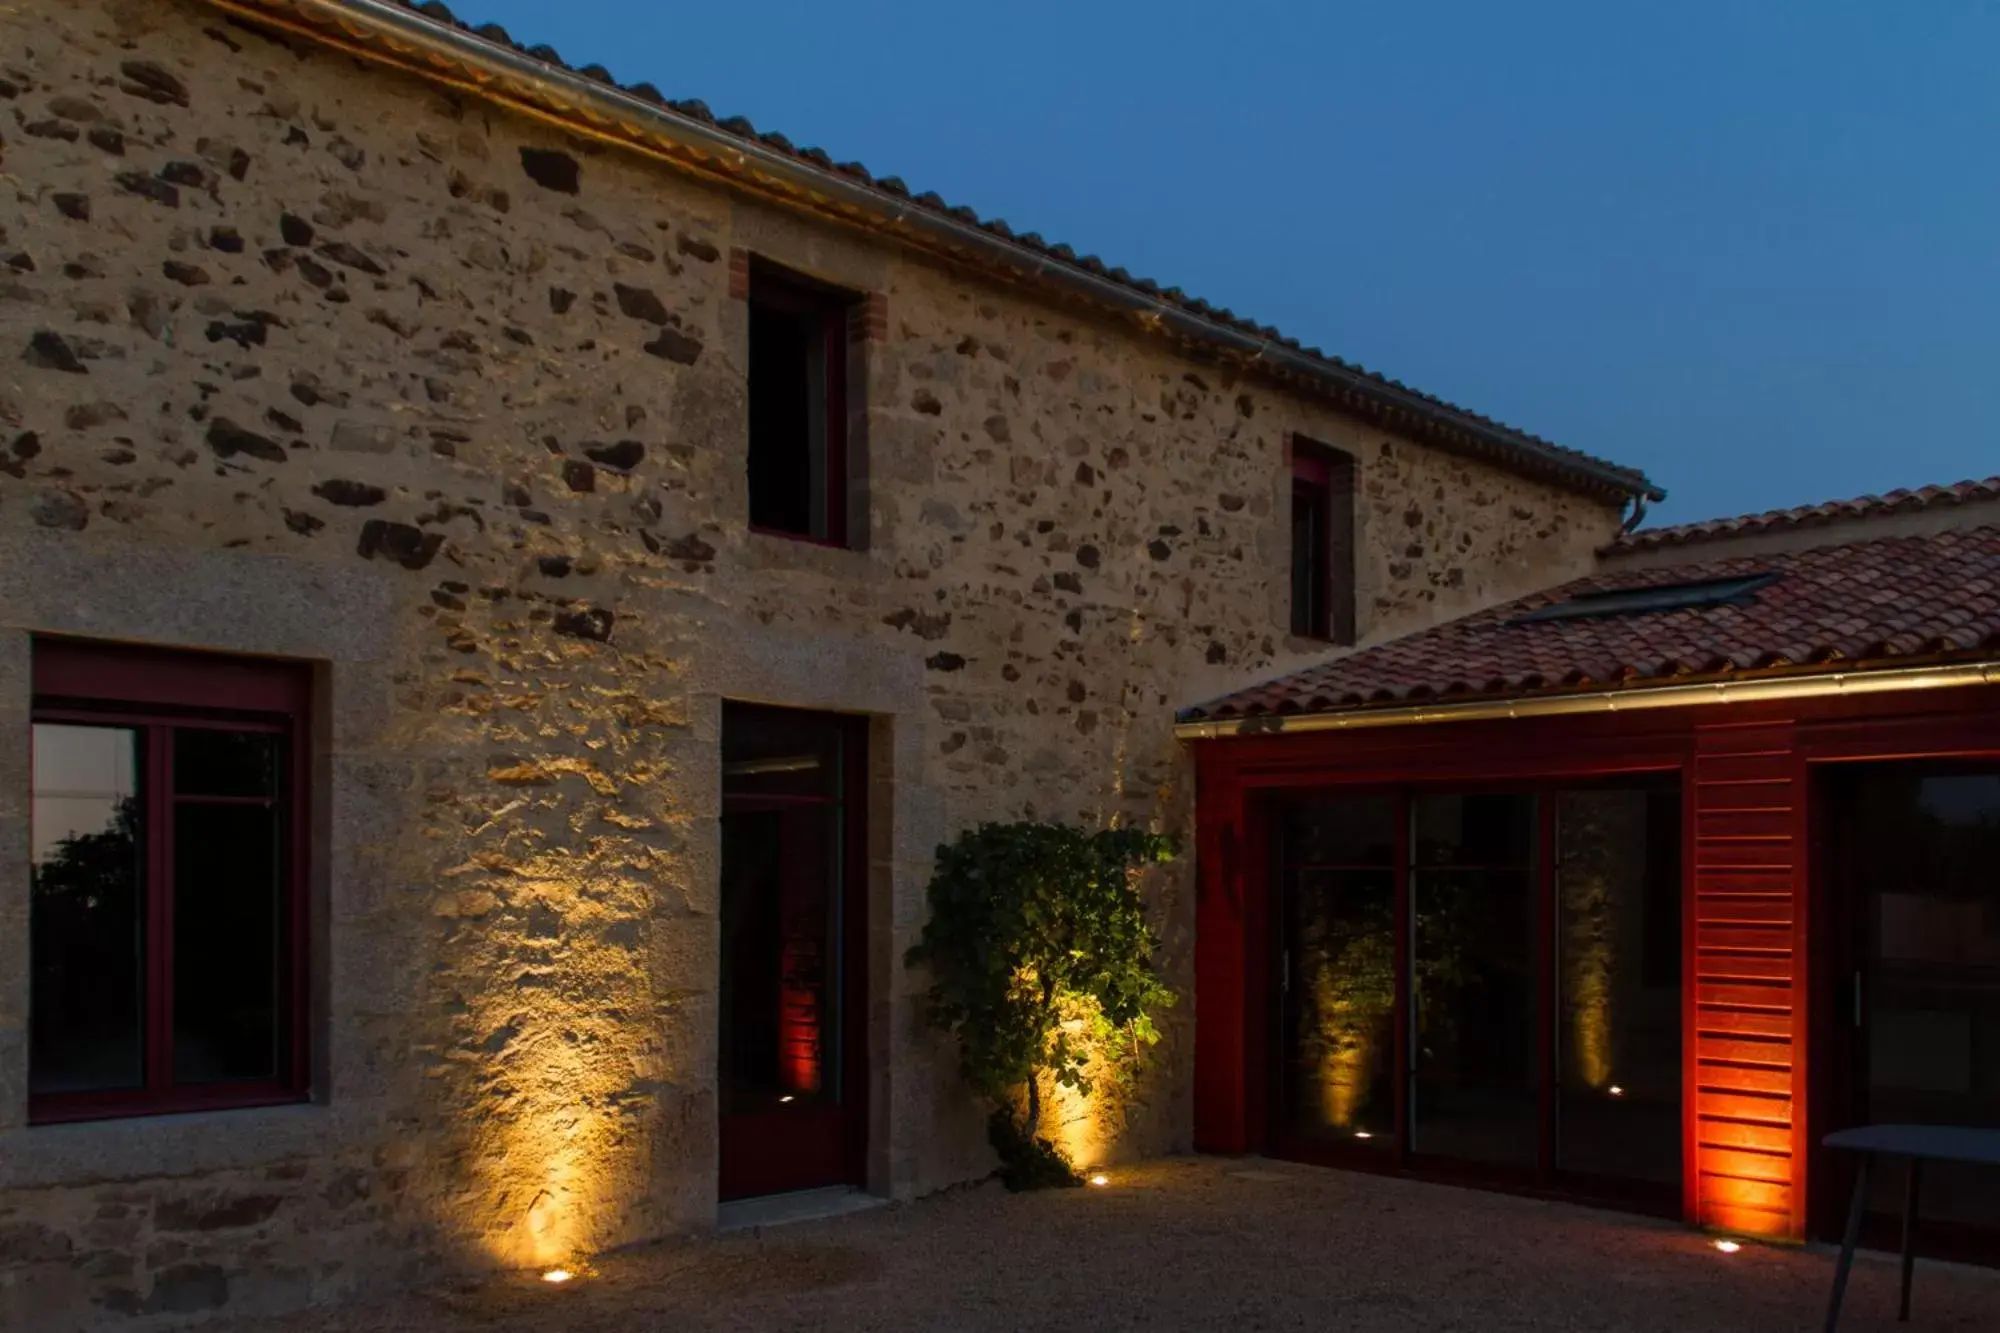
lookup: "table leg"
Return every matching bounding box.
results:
[1898,1158,1922,1322]
[1825,1154,1872,1333]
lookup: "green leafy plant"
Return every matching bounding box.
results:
[906,822,1176,1189]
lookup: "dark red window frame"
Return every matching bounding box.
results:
[1289,441,1356,644]
[28,638,312,1125]
[747,262,855,549]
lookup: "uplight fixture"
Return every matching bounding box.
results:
[542,1269,575,1284]
[1713,1240,1741,1255]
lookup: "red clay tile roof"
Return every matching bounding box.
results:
[1610,476,2000,554]
[1183,526,2000,723]
[220,0,1660,503]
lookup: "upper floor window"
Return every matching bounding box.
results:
[748,263,856,546]
[1290,440,1357,644]
[29,639,311,1124]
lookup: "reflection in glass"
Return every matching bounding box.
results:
[174,728,277,798]
[720,708,846,1115]
[1283,868,1397,1144]
[1556,786,1682,1185]
[1411,794,1539,1167]
[173,799,284,1084]
[29,724,146,1096]
[1838,769,2000,1235]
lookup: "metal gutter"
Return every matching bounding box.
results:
[206,0,1663,505]
[1173,659,2000,740]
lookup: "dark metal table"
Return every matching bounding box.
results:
[1821,1124,2000,1331]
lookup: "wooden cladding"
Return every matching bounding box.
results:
[1689,720,1803,1239]
[1191,682,2000,1243]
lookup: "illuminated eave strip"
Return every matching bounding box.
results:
[1174,659,2000,741]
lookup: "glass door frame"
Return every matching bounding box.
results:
[717,703,872,1202]
[1265,772,1685,1216]
[1809,757,2000,1264]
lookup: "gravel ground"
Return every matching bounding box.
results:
[211,1157,1998,1332]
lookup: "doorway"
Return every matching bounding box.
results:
[1271,780,1683,1206]
[1816,764,2000,1261]
[718,703,868,1201]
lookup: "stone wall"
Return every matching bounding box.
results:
[0,0,1626,1325]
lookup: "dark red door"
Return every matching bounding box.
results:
[1816,764,2000,1263]
[718,704,868,1200]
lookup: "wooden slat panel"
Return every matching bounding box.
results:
[1703,1200,1793,1237]
[1699,1147,1795,1184]
[1696,1062,1794,1095]
[1694,870,1794,895]
[1695,1007,1792,1038]
[1699,1174,1793,1214]
[1696,951,1795,981]
[1697,1090,1792,1126]
[1694,754,1793,783]
[1698,809,1796,839]
[1696,895,1793,924]
[1696,982,1792,1012]
[1696,1035,1793,1067]
[1694,839,1795,870]
[1695,924,1792,953]
[1693,780,1795,811]
[1696,1119,1793,1154]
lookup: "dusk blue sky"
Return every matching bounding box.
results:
[461,1,1997,526]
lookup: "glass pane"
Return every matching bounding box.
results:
[1844,770,2000,1233]
[1412,793,1538,1166]
[174,728,277,797]
[721,706,842,802]
[1282,796,1396,867]
[720,801,841,1112]
[30,724,146,1096]
[1414,793,1536,867]
[1557,786,1683,1185]
[747,299,829,539]
[1290,481,1324,637]
[1281,868,1397,1146]
[173,801,284,1084]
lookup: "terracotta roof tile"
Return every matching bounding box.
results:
[1610,476,2000,554]
[1183,526,2000,723]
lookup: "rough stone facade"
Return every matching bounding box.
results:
[0,0,1627,1325]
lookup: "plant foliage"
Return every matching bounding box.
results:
[906,822,1175,1188]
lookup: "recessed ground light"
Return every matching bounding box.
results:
[1609,1085,1625,1097]
[779,1095,795,1103]
[1354,1130,1374,1139]
[1713,1240,1742,1255]
[542,1268,575,1284]
[1089,1174,1110,1187]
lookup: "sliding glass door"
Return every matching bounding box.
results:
[1411,794,1540,1167]
[1273,780,1683,1204]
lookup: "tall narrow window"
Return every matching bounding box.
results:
[28,639,311,1124]
[1289,441,1356,643]
[748,264,854,546]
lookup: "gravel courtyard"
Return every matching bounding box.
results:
[213,1157,1996,1332]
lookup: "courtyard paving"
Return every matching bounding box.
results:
[213,1157,1997,1331]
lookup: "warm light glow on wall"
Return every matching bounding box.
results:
[443,841,671,1274]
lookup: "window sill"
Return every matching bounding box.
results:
[30,1087,308,1128]
[748,524,855,551]
[0,1099,345,1190]
[742,527,875,576]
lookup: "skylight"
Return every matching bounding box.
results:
[1509,573,1781,626]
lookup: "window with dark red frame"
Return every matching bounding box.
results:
[1289,440,1356,644]
[748,263,856,546]
[27,639,311,1124]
